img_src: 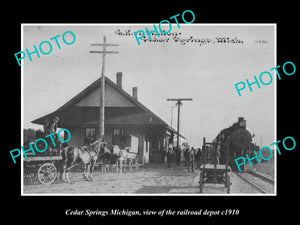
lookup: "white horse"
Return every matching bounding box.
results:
[122,147,139,170]
[60,140,108,183]
[112,145,139,172]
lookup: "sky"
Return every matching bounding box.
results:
[22,24,275,148]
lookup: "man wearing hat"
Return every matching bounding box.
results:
[43,116,60,155]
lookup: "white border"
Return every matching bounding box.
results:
[21,23,277,196]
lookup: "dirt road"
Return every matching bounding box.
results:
[23,163,199,195]
[23,163,274,195]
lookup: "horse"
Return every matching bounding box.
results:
[122,147,139,171]
[98,148,111,173]
[111,145,126,173]
[112,145,139,172]
[60,140,108,183]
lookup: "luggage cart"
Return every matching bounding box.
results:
[199,137,231,193]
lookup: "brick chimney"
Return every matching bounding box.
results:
[132,87,138,100]
[116,72,122,89]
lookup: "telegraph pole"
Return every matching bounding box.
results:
[167,98,193,152]
[90,36,119,139]
[170,105,176,127]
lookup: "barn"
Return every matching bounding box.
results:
[32,72,185,164]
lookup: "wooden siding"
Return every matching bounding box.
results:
[68,127,84,147]
[66,124,170,164]
[76,83,135,107]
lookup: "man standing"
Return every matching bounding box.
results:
[43,116,60,154]
[187,147,195,172]
[195,148,202,168]
[175,147,181,166]
[166,148,172,168]
[211,148,221,165]
[184,148,189,166]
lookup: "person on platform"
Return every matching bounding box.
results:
[184,148,189,166]
[211,148,221,165]
[187,147,195,172]
[175,147,181,166]
[196,148,202,168]
[162,147,166,163]
[166,147,172,168]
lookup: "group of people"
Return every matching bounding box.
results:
[165,147,202,172]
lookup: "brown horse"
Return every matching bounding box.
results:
[60,140,109,183]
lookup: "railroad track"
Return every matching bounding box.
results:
[235,172,274,194]
[248,170,274,184]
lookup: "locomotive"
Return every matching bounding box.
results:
[208,117,259,171]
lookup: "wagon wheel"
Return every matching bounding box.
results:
[226,174,231,194]
[199,171,204,193]
[37,162,57,185]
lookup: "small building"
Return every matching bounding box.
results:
[32,72,185,164]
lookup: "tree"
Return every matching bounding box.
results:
[23,128,36,143]
[35,129,45,139]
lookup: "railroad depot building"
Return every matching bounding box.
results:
[32,72,184,164]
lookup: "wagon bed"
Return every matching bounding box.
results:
[24,155,62,162]
[24,154,62,185]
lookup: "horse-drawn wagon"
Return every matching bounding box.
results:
[23,139,140,185]
[24,153,62,185]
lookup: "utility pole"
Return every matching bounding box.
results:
[170,105,176,127]
[90,36,119,139]
[167,98,193,152]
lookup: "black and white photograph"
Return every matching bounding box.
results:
[21,24,276,195]
[4,4,298,223]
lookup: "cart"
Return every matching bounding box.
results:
[199,137,231,193]
[24,155,62,185]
